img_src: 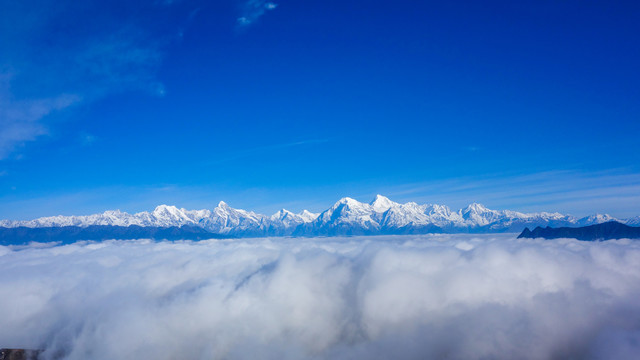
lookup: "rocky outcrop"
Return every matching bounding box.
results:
[0,349,41,360]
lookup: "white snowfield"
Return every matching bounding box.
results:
[0,195,636,236]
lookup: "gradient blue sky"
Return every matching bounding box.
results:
[1,0,639,219]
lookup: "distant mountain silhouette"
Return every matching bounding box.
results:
[518,221,640,241]
[0,225,229,246]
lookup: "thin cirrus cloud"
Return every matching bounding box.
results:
[237,0,279,27]
[386,169,640,218]
[0,73,81,159]
[1,234,640,359]
[0,2,171,161]
[0,0,280,161]
[73,30,166,97]
[0,168,638,221]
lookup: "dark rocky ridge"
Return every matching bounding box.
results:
[518,221,640,241]
[0,225,230,246]
[0,349,41,360]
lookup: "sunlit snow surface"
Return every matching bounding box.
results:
[1,234,640,359]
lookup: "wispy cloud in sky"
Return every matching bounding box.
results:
[2,168,638,221]
[0,1,171,161]
[237,0,278,27]
[74,30,166,97]
[79,133,97,146]
[385,169,640,217]
[0,72,81,159]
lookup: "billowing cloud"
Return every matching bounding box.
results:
[1,234,640,359]
[237,0,278,27]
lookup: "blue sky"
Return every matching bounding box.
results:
[1,0,639,219]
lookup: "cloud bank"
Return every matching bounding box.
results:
[1,234,640,359]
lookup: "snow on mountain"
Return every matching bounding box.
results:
[299,195,608,235]
[370,194,396,212]
[270,208,317,227]
[1,195,635,237]
[307,197,382,235]
[378,201,429,229]
[150,205,201,227]
[299,210,319,223]
[577,214,617,226]
[461,203,503,226]
[0,210,146,228]
[196,201,269,235]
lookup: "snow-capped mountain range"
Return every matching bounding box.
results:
[1,195,637,237]
[0,195,640,236]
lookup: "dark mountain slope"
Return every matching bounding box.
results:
[518,221,640,241]
[0,225,229,245]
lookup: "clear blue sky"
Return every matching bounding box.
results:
[1,0,639,219]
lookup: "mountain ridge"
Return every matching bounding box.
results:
[1,195,635,237]
[518,221,640,241]
[0,225,230,245]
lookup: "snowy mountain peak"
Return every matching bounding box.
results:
[337,197,359,205]
[329,197,367,212]
[272,209,294,220]
[370,194,396,212]
[299,210,319,222]
[153,204,179,214]
[463,203,490,214]
[1,195,635,237]
[150,205,195,227]
[578,213,617,225]
[424,204,453,216]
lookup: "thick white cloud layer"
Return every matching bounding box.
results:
[1,234,640,359]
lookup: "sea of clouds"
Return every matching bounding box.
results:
[1,234,640,359]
